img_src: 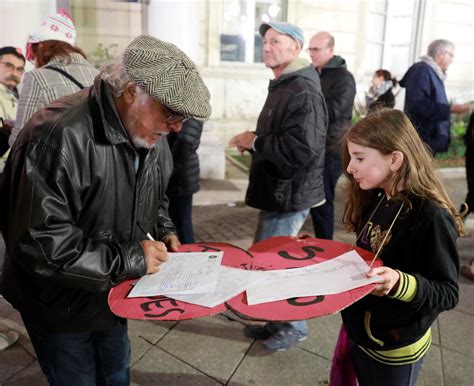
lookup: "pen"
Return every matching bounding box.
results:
[137,222,155,241]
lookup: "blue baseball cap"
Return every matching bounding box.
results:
[259,22,304,47]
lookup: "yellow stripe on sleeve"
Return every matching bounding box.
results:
[388,270,417,302]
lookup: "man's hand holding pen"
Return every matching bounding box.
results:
[137,223,181,274]
[141,240,169,274]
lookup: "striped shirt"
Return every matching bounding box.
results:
[9,53,98,146]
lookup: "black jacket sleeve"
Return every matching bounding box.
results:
[408,208,459,313]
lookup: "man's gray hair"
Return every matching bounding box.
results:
[427,39,454,58]
[100,55,132,97]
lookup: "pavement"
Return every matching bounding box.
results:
[1,161,473,385]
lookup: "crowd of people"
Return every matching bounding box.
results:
[0,10,472,386]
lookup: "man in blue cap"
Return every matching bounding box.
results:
[229,21,328,351]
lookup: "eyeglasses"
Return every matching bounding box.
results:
[0,61,25,74]
[444,51,455,58]
[306,46,327,53]
[165,110,189,125]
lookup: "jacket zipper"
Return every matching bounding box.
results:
[131,147,142,240]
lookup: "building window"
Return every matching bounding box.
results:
[365,0,424,76]
[220,0,287,63]
[365,0,388,72]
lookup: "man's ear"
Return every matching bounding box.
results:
[123,83,137,104]
[390,150,404,172]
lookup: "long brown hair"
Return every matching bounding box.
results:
[341,108,464,235]
[32,40,86,68]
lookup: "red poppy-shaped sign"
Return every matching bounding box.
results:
[225,236,381,321]
[108,242,254,321]
[108,237,381,321]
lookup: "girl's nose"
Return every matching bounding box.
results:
[346,161,355,174]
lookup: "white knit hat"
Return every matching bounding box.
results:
[27,9,76,46]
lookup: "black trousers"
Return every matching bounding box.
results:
[168,194,196,244]
[310,155,342,240]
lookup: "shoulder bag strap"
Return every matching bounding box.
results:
[44,65,85,89]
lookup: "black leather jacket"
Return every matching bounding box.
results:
[246,59,328,212]
[0,77,176,331]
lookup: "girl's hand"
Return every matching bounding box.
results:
[367,267,400,297]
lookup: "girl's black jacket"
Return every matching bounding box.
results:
[341,194,459,350]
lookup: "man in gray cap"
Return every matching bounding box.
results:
[229,22,327,351]
[0,35,211,384]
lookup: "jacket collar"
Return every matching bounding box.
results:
[90,76,132,145]
[419,55,446,82]
[0,83,18,99]
[269,58,311,89]
[321,55,347,71]
[280,58,310,77]
[46,53,90,67]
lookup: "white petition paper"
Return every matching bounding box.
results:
[128,251,223,298]
[246,250,381,305]
[167,266,268,308]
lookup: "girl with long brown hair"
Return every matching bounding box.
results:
[339,108,462,386]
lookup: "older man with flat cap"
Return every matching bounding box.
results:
[0,35,211,385]
[229,22,327,351]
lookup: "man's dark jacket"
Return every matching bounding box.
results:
[166,118,203,197]
[0,77,176,331]
[319,55,355,158]
[400,61,451,154]
[246,59,328,212]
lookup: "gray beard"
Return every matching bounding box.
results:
[131,135,154,149]
[131,132,168,149]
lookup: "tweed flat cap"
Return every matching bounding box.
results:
[123,35,211,119]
